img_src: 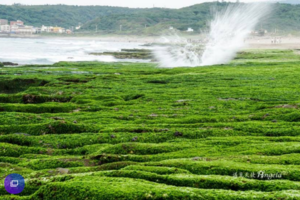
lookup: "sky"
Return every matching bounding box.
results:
[0,0,273,9]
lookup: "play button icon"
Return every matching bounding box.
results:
[4,174,25,194]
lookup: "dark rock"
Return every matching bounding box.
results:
[23,94,37,104]
[159,129,169,132]
[174,132,183,137]
[262,114,270,119]
[2,62,18,66]
[51,117,64,120]
[90,49,153,60]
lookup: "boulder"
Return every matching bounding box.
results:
[2,62,18,66]
[56,168,70,174]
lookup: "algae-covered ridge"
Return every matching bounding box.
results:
[90,49,153,60]
[1,50,300,199]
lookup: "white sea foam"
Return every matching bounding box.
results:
[0,38,149,65]
[154,3,272,68]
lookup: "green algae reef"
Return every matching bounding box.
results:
[1,49,300,199]
[90,49,153,60]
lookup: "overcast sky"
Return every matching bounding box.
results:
[0,0,275,9]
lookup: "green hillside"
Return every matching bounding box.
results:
[0,2,300,35]
[79,2,219,34]
[81,2,300,35]
[0,4,137,28]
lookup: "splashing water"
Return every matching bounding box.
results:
[154,3,271,68]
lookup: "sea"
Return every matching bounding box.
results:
[0,37,152,65]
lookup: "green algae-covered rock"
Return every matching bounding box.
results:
[1,50,300,199]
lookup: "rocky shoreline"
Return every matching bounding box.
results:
[0,62,18,67]
[90,49,154,60]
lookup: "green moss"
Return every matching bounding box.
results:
[1,51,300,198]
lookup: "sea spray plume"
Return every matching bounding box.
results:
[201,3,271,66]
[154,3,271,68]
[153,30,205,67]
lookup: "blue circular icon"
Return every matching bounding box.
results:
[4,174,25,194]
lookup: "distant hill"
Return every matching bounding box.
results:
[81,3,225,35]
[0,2,300,35]
[279,0,300,5]
[81,2,300,35]
[0,4,138,28]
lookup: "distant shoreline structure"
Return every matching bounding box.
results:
[0,19,74,35]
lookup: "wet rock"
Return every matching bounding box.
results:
[192,157,202,161]
[149,113,158,117]
[218,98,238,101]
[14,133,31,136]
[275,104,298,109]
[23,94,37,104]
[159,129,169,132]
[56,168,69,174]
[90,49,153,60]
[73,108,81,113]
[2,62,18,66]
[176,99,188,103]
[174,132,183,137]
[51,117,64,120]
[262,114,270,119]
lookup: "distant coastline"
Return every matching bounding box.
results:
[0,34,159,43]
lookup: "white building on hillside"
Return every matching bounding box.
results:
[41,25,54,33]
[0,25,10,33]
[187,27,194,32]
[17,25,35,34]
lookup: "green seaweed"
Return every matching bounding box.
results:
[1,50,300,198]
